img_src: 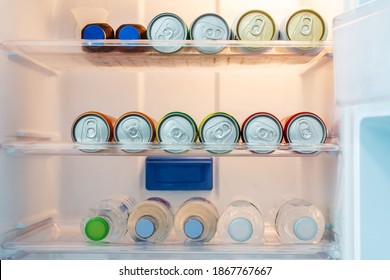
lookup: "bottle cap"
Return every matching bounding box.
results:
[228,218,253,242]
[184,218,204,239]
[293,216,318,241]
[135,217,156,239]
[117,25,141,40]
[85,216,110,241]
[82,25,106,39]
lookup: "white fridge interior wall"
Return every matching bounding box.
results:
[0,0,360,259]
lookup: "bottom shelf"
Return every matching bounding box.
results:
[2,219,339,260]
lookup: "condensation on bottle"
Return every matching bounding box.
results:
[218,200,264,243]
[127,197,174,243]
[80,195,136,242]
[174,197,218,243]
[275,198,325,244]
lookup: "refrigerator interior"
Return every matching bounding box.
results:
[0,0,360,259]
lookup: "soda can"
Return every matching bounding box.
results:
[71,111,117,153]
[233,10,278,50]
[280,9,328,51]
[114,111,157,153]
[241,112,283,154]
[116,24,147,52]
[199,112,240,154]
[147,12,189,54]
[190,13,231,54]
[156,112,198,153]
[281,112,327,154]
[81,23,115,52]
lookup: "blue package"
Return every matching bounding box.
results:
[146,157,213,191]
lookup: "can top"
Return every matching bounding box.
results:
[157,112,198,143]
[242,113,283,144]
[72,112,111,143]
[147,12,188,40]
[200,112,240,144]
[228,217,253,242]
[236,10,277,41]
[286,9,327,41]
[115,113,154,143]
[85,216,110,241]
[293,216,318,241]
[285,113,327,144]
[184,217,204,240]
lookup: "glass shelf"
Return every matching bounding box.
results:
[2,220,338,260]
[0,141,339,157]
[0,40,333,73]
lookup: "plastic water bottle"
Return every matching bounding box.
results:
[217,200,264,243]
[275,198,325,244]
[127,197,174,243]
[80,195,136,242]
[174,197,218,242]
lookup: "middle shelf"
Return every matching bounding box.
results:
[0,141,339,157]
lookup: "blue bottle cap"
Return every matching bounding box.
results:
[228,218,253,242]
[293,216,318,241]
[82,25,106,40]
[118,25,141,40]
[135,217,156,239]
[184,218,204,240]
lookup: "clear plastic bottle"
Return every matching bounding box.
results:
[174,197,218,243]
[80,195,136,242]
[218,200,264,243]
[275,198,325,244]
[127,197,174,243]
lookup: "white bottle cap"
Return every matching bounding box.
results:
[228,218,253,242]
[293,216,318,241]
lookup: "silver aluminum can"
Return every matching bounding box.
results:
[190,13,231,54]
[147,12,188,53]
[199,112,240,154]
[157,112,198,153]
[114,112,156,153]
[242,112,283,153]
[282,112,327,154]
[71,111,116,153]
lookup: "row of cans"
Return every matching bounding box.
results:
[71,111,327,154]
[82,8,327,53]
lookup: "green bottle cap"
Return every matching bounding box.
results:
[85,216,110,241]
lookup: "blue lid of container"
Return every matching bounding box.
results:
[228,218,253,242]
[118,25,140,40]
[83,25,106,40]
[135,217,155,239]
[293,216,318,241]
[184,218,204,239]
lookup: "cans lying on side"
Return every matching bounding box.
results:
[241,112,283,153]
[71,111,117,152]
[81,23,115,52]
[281,112,327,154]
[147,12,189,53]
[157,112,198,153]
[190,13,231,54]
[114,111,156,153]
[280,9,328,51]
[233,10,278,50]
[199,112,240,154]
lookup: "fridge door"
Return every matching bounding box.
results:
[334,0,390,259]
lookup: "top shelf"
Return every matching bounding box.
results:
[0,40,333,74]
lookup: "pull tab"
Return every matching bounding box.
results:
[170,126,188,142]
[156,19,177,40]
[81,117,102,142]
[205,121,232,142]
[121,119,143,142]
[299,15,313,36]
[250,18,266,36]
[297,120,313,139]
[257,127,275,141]
[199,22,224,40]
